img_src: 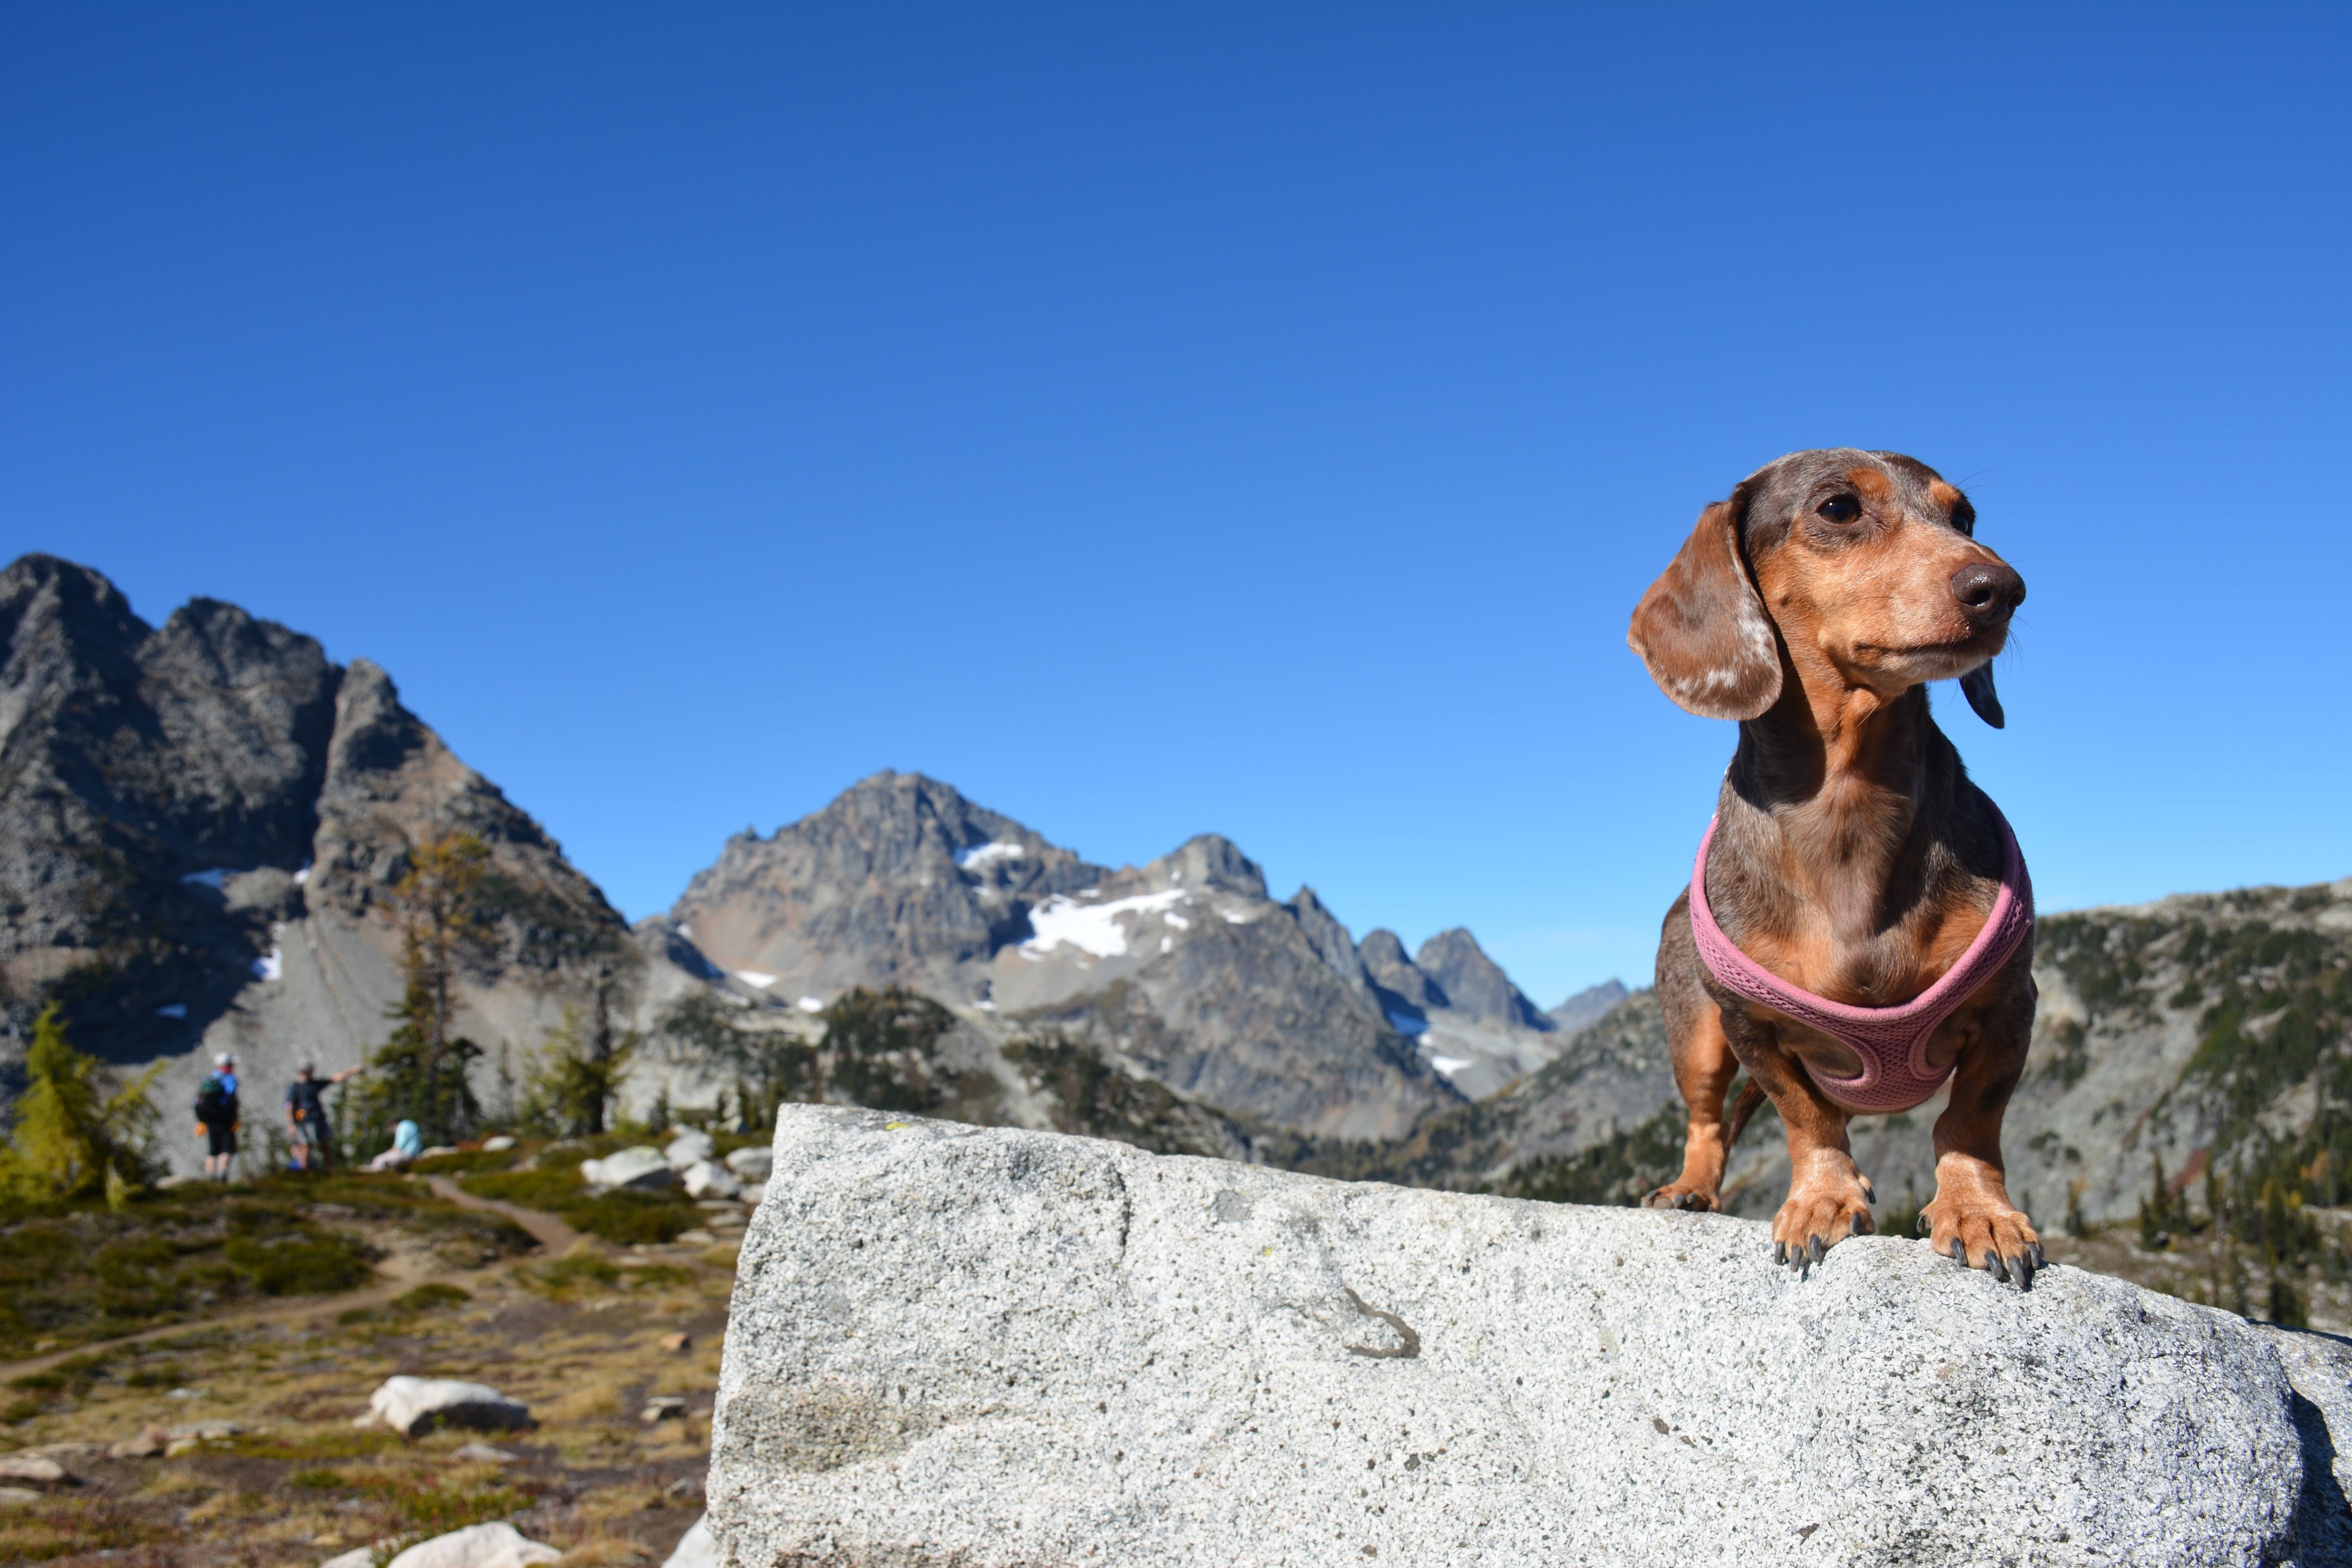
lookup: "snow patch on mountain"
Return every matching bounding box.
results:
[1024,889,1190,959]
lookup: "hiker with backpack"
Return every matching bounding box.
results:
[194,1053,239,1182]
[286,1059,365,1172]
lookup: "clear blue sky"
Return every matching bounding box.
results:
[6,5,2348,1006]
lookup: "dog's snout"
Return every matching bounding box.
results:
[1950,561,2025,621]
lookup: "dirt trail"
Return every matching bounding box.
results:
[0,1177,586,1384]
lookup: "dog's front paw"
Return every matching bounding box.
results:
[1921,1194,2043,1288]
[1771,1180,1874,1279]
[1642,1181,1718,1213]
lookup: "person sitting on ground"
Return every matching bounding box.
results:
[194,1052,240,1183]
[367,1118,425,1172]
[285,1059,365,1172]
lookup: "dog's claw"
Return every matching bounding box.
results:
[2011,1251,2034,1289]
[1948,1238,1966,1265]
[1988,1251,2010,1283]
[1915,1212,1932,1238]
[1773,1241,1787,1266]
[1807,1235,1825,1266]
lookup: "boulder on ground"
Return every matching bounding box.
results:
[0,1488,41,1506]
[0,1456,64,1483]
[366,1377,530,1438]
[664,1130,715,1170]
[681,1160,740,1200]
[481,1135,516,1153]
[721,1146,772,1181]
[711,1106,2352,1568]
[580,1146,674,1193]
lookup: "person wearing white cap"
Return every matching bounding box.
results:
[194,1052,240,1182]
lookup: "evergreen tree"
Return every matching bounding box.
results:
[1,1003,161,1200]
[518,1006,636,1138]
[341,829,495,1150]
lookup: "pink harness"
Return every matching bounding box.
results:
[1688,806,2034,1115]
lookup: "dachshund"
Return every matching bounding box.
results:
[1628,448,2041,1286]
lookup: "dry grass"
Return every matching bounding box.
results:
[0,1233,731,1568]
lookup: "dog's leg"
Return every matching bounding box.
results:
[1644,895,1739,1212]
[1921,1004,2042,1286]
[1724,1021,1875,1273]
[1643,1003,1739,1212]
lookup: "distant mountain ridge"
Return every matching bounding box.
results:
[0,557,1610,1170]
[655,770,1587,1137]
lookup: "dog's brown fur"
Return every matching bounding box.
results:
[1629,449,2042,1285]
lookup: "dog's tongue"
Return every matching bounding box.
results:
[1960,663,2006,728]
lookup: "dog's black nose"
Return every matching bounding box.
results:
[1950,560,2025,620]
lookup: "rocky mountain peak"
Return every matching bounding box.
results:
[0,556,628,1159]
[1415,927,1553,1033]
[1281,886,1378,1007]
[1357,928,1438,1016]
[1152,834,1267,900]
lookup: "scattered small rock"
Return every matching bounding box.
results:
[664,1476,703,1502]
[367,1377,531,1438]
[664,1130,716,1170]
[660,1331,692,1353]
[681,1160,739,1200]
[322,1523,558,1568]
[739,1182,767,1206]
[0,1488,41,1507]
[319,1539,399,1568]
[107,1425,171,1460]
[418,1146,460,1160]
[481,1136,517,1153]
[662,1516,715,1568]
[164,1437,202,1458]
[451,1443,521,1464]
[704,1211,746,1232]
[641,1395,688,1425]
[167,1421,241,1441]
[675,1229,716,1246]
[581,1147,675,1193]
[386,1521,562,1568]
[722,1146,773,1181]
[0,1456,66,1483]
[165,1387,204,1400]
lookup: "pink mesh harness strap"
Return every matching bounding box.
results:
[1688,804,2034,1115]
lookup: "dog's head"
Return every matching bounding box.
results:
[1627,449,2024,727]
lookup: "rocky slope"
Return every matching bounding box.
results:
[656,772,1586,1140]
[0,555,639,1164]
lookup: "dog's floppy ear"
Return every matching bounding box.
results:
[1627,485,1781,720]
[1959,663,2005,728]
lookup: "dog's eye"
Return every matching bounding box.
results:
[1817,494,1861,525]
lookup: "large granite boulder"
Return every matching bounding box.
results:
[709,1106,2352,1568]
